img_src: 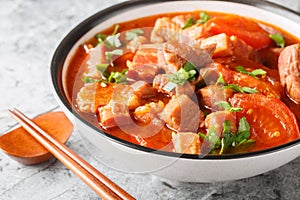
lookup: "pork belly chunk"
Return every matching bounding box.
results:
[199,85,234,110]
[153,74,195,97]
[131,81,157,98]
[278,44,300,103]
[200,33,254,59]
[161,95,202,132]
[163,42,214,69]
[76,83,114,113]
[134,101,165,124]
[98,101,131,129]
[127,36,148,52]
[205,111,237,136]
[172,132,200,154]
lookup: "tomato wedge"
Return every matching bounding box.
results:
[229,93,300,150]
[205,15,271,49]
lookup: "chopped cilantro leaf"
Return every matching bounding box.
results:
[216,74,226,85]
[125,28,144,40]
[204,126,221,150]
[269,33,285,48]
[182,17,195,30]
[82,74,100,83]
[105,49,123,66]
[236,65,266,79]
[196,11,210,24]
[107,70,127,83]
[214,101,243,112]
[198,132,206,139]
[105,33,122,49]
[219,118,254,154]
[223,84,258,94]
[96,64,109,73]
[95,33,107,43]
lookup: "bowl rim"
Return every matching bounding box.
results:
[50,0,300,160]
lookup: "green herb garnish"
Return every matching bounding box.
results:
[107,69,128,83]
[125,28,144,40]
[169,62,197,84]
[269,33,285,48]
[198,132,207,139]
[196,11,210,24]
[82,74,100,83]
[236,65,267,79]
[105,49,123,66]
[223,84,258,94]
[214,101,243,112]
[105,33,122,49]
[219,117,254,154]
[204,126,221,150]
[215,74,226,85]
[182,17,195,30]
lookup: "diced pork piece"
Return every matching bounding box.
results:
[134,101,165,124]
[151,17,182,43]
[278,44,300,103]
[127,64,158,82]
[172,132,200,154]
[131,48,159,65]
[76,83,114,113]
[163,42,214,68]
[182,24,205,42]
[98,101,131,129]
[199,85,234,110]
[153,74,195,97]
[160,95,202,132]
[201,33,232,58]
[157,49,185,73]
[171,14,192,27]
[200,33,254,59]
[127,36,148,52]
[111,84,144,110]
[85,43,107,79]
[130,81,157,98]
[205,111,237,136]
[127,48,161,81]
[230,35,254,59]
[286,75,300,103]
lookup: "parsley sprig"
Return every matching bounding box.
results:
[235,65,266,79]
[163,62,197,92]
[200,117,255,155]
[214,101,243,112]
[182,12,210,30]
[269,33,285,48]
[95,24,122,48]
[216,74,258,94]
[125,28,144,40]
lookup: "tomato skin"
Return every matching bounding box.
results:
[229,93,300,150]
[205,15,271,49]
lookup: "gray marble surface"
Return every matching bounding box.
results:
[0,0,299,199]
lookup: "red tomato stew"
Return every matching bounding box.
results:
[65,11,300,155]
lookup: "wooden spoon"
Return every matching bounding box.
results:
[0,111,73,165]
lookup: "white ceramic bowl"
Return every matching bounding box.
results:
[50,0,300,182]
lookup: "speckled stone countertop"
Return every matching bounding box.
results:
[0,0,299,199]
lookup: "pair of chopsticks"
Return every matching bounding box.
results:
[9,108,135,200]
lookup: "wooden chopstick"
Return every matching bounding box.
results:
[8,108,135,200]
